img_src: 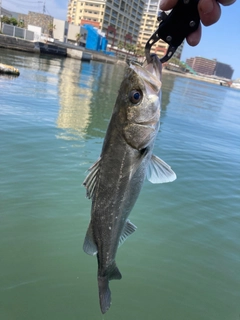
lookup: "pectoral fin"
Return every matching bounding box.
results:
[147,154,177,184]
[118,219,137,247]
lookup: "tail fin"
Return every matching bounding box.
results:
[98,276,111,314]
[98,263,122,314]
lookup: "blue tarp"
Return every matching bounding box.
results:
[83,24,108,51]
[100,37,108,51]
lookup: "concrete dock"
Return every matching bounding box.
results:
[0,34,118,64]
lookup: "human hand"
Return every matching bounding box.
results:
[160,0,236,46]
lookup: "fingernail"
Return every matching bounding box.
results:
[187,34,199,46]
[200,0,214,14]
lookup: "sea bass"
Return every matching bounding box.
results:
[83,55,176,314]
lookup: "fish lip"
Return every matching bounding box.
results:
[130,55,162,92]
[134,122,157,130]
[134,108,160,127]
[143,54,162,81]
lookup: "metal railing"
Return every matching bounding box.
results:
[2,23,34,41]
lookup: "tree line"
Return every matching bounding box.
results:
[1,16,25,28]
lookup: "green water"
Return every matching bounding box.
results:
[0,49,240,320]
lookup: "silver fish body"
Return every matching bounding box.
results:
[83,55,176,314]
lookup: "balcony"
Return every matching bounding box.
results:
[110,18,116,24]
[104,14,110,21]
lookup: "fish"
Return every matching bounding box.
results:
[83,54,176,314]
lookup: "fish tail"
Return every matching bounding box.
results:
[98,276,111,314]
[98,263,122,314]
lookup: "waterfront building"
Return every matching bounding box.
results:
[137,0,184,60]
[186,57,216,75]
[67,0,145,47]
[0,8,52,34]
[186,56,234,79]
[18,11,53,35]
[0,7,20,30]
[214,61,234,79]
[53,18,88,47]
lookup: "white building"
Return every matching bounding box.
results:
[53,18,87,46]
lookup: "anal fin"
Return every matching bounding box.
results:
[108,262,122,281]
[118,219,137,247]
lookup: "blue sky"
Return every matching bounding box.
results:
[3,0,240,79]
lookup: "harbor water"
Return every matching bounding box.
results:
[0,48,239,320]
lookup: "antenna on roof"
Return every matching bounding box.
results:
[38,1,46,14]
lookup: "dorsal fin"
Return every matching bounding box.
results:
[147,154,177,184]
[83,158,101,199]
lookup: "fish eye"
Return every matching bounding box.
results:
[129,89,142,104]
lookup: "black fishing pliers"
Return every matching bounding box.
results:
[145,0,200,63]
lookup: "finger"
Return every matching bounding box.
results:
[160,0,178,11]
[218,0,236,5]
[198,0,221,26]
[186,23,202,46]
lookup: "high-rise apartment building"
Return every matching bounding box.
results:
[67,0,105,28]
[144,0,160,14]
[137,0,184,60]
[67,0,145,46]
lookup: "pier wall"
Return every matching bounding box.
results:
[0,34,39,53]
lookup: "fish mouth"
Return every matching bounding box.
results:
[143,54,162,82]
[135,106,160,127]
[130,55,162,92]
